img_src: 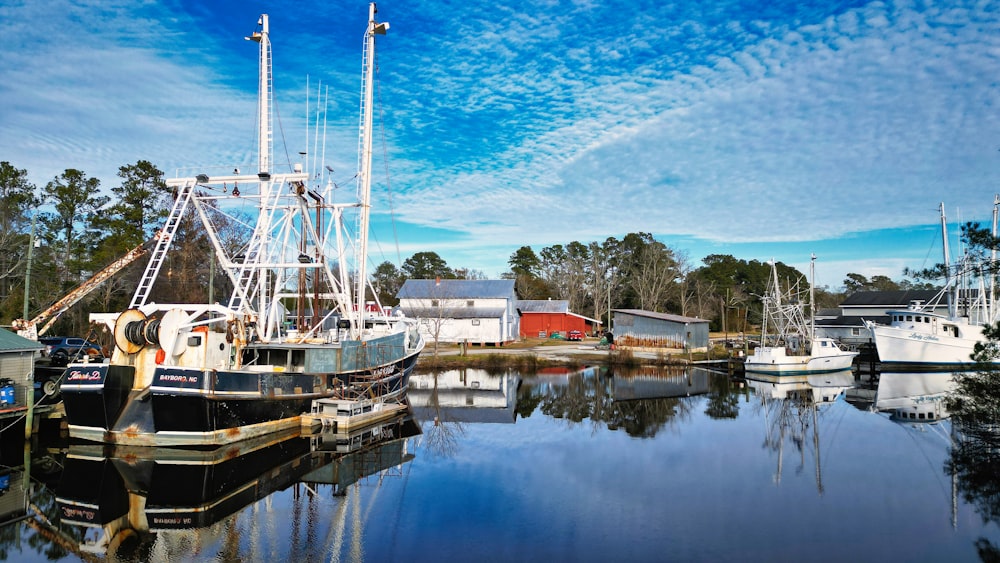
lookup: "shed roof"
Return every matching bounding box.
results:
[613,309,708,324]
[0,328,44,353]
[517,300,569,314]
[397,279,515,299]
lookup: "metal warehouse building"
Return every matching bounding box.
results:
[612,309,710,352]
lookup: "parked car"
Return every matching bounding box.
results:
[38,336,104,367]
[568,330,584,341]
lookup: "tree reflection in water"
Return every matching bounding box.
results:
[411,366,733,440]
[420,371,467,459]
[946,354,1000,560]
[535,366,714,438]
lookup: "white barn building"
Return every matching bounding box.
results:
[397,279,519,345]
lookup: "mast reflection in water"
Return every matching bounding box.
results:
[49,416,418,560]
[3,366,1000,561]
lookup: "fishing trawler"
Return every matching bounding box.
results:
[60,5,424,447]
[744,257,857,375]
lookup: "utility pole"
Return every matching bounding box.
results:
[23,214,37,440]
[22,214,36,321]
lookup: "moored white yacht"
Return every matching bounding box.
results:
[868,200,999,370]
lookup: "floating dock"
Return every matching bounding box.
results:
[301,398,407,432]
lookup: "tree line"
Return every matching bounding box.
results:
[1,159,939,337]
[0,160,237,337]
[372,237,938,332]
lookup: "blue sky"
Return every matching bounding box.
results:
[3,0,1000,290]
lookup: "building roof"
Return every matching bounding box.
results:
[397,279,516,300]
[815,308,842,318]
[517,300,569,314]
[840,290,941,307]
[398,306,508,319]
[0,328,44,353]
[815,315,886,328]
[613,309,709,324]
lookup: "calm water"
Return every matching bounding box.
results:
[2,366,998,562]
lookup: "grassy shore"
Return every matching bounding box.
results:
[414,337,740,372]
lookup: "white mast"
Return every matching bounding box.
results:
[250,15,272,175]
[355,3,388,337]
[940,202,954,318]
[991,195,999,322]
[246,15,274,334]
[809,254,816,344]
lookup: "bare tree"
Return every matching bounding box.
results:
[628,240,681,312]
[588,239,620,330]
[0,162,37,318]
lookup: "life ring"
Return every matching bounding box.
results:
[155,348,166,365]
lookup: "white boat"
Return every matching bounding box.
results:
[746,370,855,404]
[60,5,424,447]
[874,371,955,423]
[746,370,854,493]
[744,257,858,375]
[868,200,999,370]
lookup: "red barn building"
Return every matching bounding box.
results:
[517,300,600,339]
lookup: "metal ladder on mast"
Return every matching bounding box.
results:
[355,29,371,254]
[227,230,265,316]
[129,183,195,309]
[226,176,284,317]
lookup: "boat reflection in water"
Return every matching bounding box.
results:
[54,415,419,559]
[745,369,856,492]
[874,371,956,423]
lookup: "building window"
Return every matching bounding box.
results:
[472,319,481,326]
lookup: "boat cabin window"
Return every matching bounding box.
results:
[257,348,289,368]
[906,315,913,322]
